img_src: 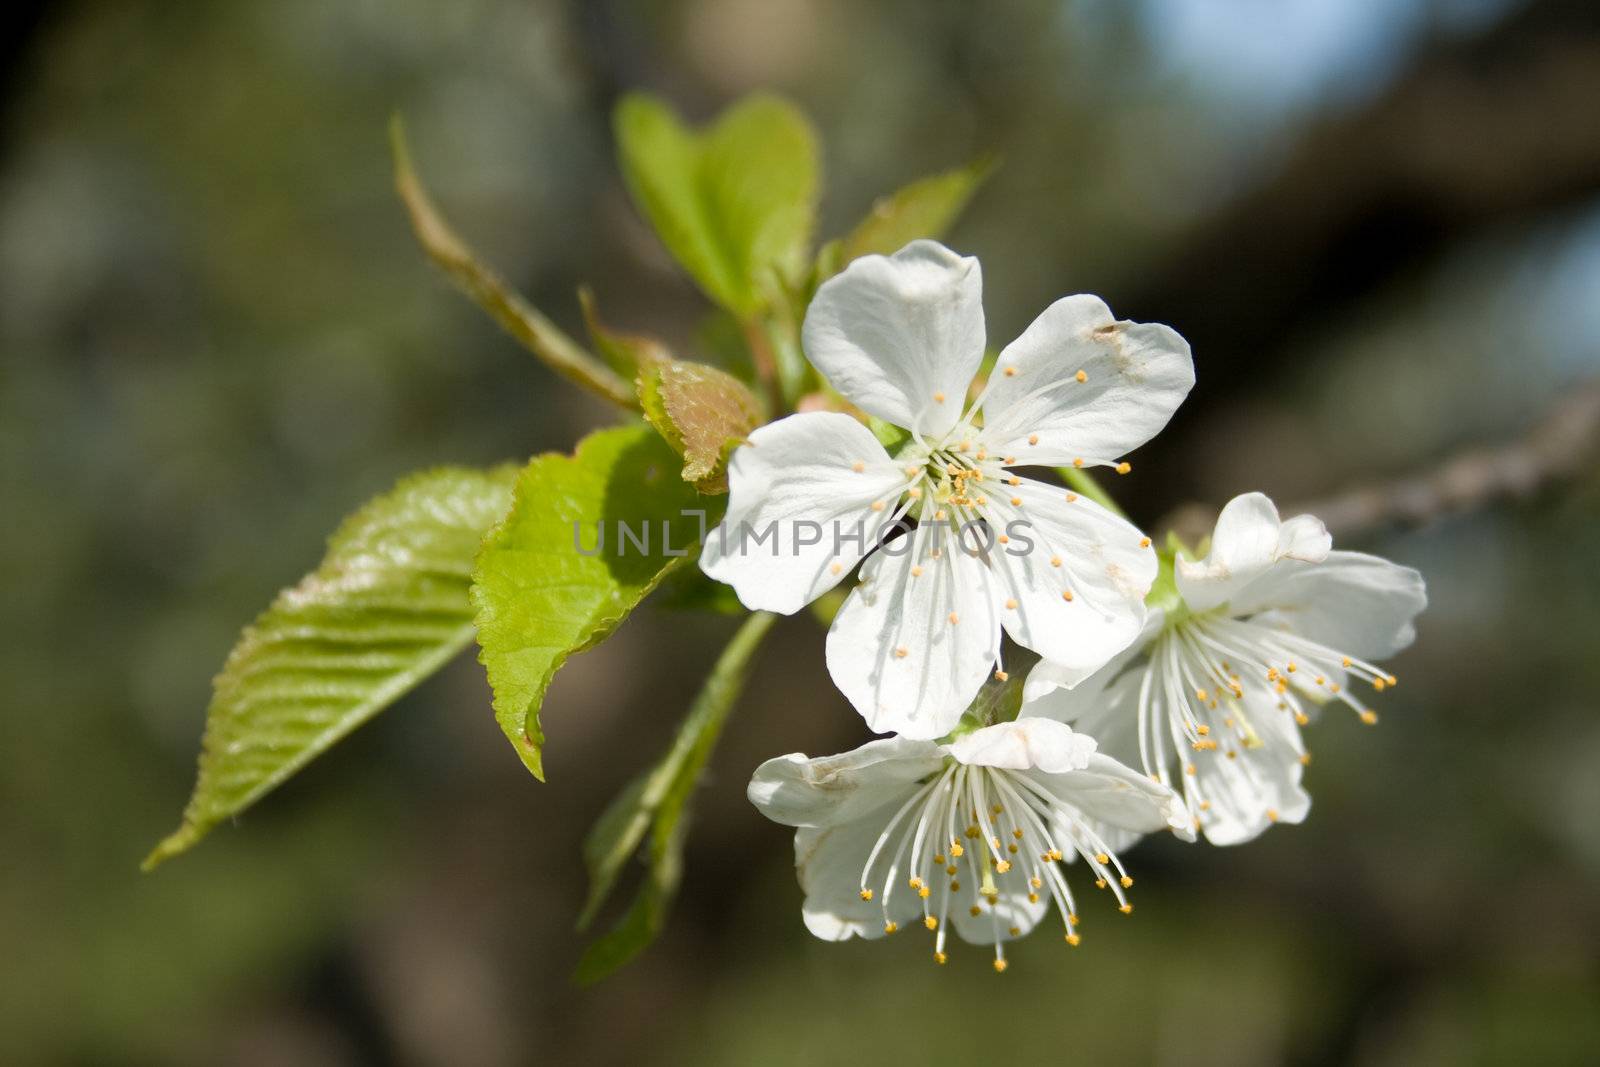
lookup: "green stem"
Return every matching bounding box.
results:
[1059,466,1127,519]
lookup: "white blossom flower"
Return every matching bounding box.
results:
[1022,492,1427,845]
[701,240,1194,739]
[747,717,1191,971]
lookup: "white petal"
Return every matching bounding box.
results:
[795,815,922,941]
[1193,693,1310,845]
[1176,493,1332,613]
[988,477,1155,674]
[950,886,1049,945]
[1226,549,1427,660]
[946,718,1097,774]
[747,737,945,829]
[1021,612,1162,712]
[700,412,904,615]
[1031,753,1192,839]
[826,527,1002,740]
[802,240,984,438]
[980,294,1194,467]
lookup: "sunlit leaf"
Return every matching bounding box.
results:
[575,611,776,984]
[471,425,716,780]
[826,155,997,272]
[145,466,518,869]
[614,93,818,315]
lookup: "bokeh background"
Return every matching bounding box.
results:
[5,1,1600,1063]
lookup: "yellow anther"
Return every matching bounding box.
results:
[1050,555,1062,567]
[1295,712,1310,726]
[908,486,923,498]
[993,958,1008,974]
[1196,724,1211,736]
[1075,369,1088,383]
[1068,913,1079,926]
[830,562,842,575]
[1065,492,1078,503]
[1095,852,1109,864]
[909,877,923,890]
[976,496,988,506]
[851,460,866,473]
[1049,849,1064,862]
[992,804,1004,815]
[1009,925,1021,936]
[884,921,898,934]
[1386,674,1398,686]
[995,860,1012,874]
[1185,763,1197,775]
[1007,476,1021,486]
[970,905,982,917]
[1314,676,1326,686]
[1066,932,1082,946]
[1115,462,1131,475]
[925,916,938,930]
[1286,662,1297,673]
[1028,892,1039,903]
[946,866,957,876]
[1360,709,1379,725]
[1003,365,1017,377]
[1029,876,1042,889]
[911,565,923,577]
[1072,457,1085,468]
[997,534,1009,544]
[918,885,931,899]
[859,888,873,901]
[1373,678,1387,692]
[935,951,948,965]
[1119,903,1133,914]
[933,391,946,403]
[1139,537,1151,548]
[948,611,959,624]
[895,646,909,659]
[1005,598,1018,610]
[933,853,945,864]
[1095,878,1107,889]
[950,843,964,858]
[1008,843,1018,854]
[1299,753,1312,765]
[870,500,885,512]
[1120,875,1133,888]
[1013,828,1025,840]
[949,880,960,890]
[1010,496,1022,506]
[1341,656,1353,667]
[1266,809,1279,822]
[1195,688,1209,702]
[993,669,1009,682]
[958,440,972,452]
[1062,590,1074,602]
[1004,456,1016,464]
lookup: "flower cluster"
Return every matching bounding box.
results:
[702,240,1427,969]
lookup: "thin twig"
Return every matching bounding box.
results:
[1163,380,1600,544]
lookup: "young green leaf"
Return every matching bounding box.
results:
[614,93,818,315]
[575,611,777,984]
[472,425,716,780]
[391,117,635,409]
[827,156,997,272]
[638,359,763,494]
[144,466,518,870]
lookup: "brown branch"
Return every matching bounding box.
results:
[1163,380,1600,544]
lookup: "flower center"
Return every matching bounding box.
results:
[1140,611,1398,828]
[856,761,1135,970]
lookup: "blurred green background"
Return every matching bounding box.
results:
[4,1,1599,1063]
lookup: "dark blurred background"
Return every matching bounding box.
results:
[4,1,1599,1064]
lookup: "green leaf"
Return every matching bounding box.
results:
[144,466,518,870]
[390,116,635,408]
[638,360,763,494]
[472,425,717,780]
[575,611,777,984]
[828,156,997,271]
[614,93,819,315]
